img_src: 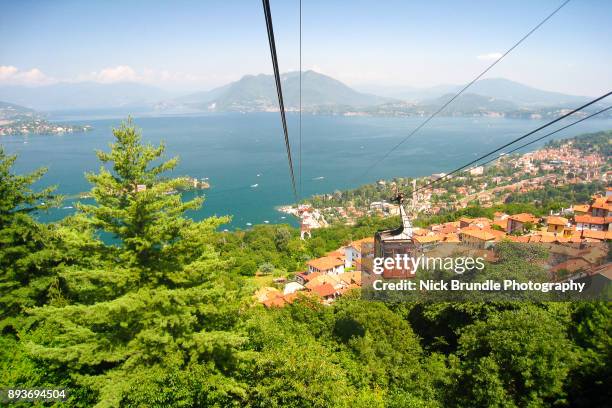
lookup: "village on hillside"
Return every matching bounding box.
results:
[257,186,611,308]
[296,133,610,225]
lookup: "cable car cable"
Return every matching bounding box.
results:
[476,105,612,168]
[262,0,298,201]
[299,0,303,198]
[412,91,611,194]
[360,0,571,179]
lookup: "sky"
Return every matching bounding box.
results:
[1,0,611,96]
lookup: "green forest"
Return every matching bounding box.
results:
[1,120,610,407]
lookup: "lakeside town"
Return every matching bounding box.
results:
[0,101,92,136]
[289,131,610,225]
[0,118,92,136]
[259,187,610,308]
[260,131,611,308]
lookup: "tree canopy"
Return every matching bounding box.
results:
[0,120,609,407]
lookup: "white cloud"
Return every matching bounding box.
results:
[0,65,56,85]
[79,65,207,86]
[83,65,138,83]
[1,64,227,89]
[477,52,503,61]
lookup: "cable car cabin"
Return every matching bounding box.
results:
[374,200,417,279]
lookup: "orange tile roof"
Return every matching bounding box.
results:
[307,256,344,271]
[493,219,508,230]
[483,228,507,240]
[310,283,336,298]
[263,296,287,308]
[305,274,340,290]
[337,271,362,286]
[575,215,606,225]
[546,216,568,226]
[349,237,374,252]
[296,271,321,283]
[413,234,443,244]
[460,229,497,241]
[581,230,608,241]
[443,233,461,243]
[572,204,590,213]
[436,222,460,234]
[509,213,539,223]
[591,197,611,210]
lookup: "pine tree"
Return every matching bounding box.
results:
[24,119,248,407]
[0,147,61,324]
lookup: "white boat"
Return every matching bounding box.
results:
[256,173,261,177]
[251,184,259,188]
[246,222,252,226]
[264,220,269,224]
[313,176,325,180]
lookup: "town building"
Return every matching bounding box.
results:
[506,213,539,234]
[546,216,569,234]
[306,256,345,275]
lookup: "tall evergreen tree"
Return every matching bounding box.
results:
[24,119,247,407]
[0,147,68,325]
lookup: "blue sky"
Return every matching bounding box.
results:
[1,0,611,95]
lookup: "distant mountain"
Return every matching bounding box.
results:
[0,74,595,117]
[451,78,590,107]
[359,78,590,107]
[166,71,393,112]
[0,101,38,121]
[0,82,173,111]
[422,93,519,114]
[355,84,458,102]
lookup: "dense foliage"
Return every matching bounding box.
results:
[1,121,610,407]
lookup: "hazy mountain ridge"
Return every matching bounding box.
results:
[0,82,173,111]
[0,73,600,118]
[0,101,39,122]
[157,74,597,116]
[357,78,590,106]
[163,71,393,113]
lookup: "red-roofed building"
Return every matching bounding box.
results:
[572,204,590,215]
[310,283,337,301]
[295,271,321,285]
[344,237,374,269]
[263,295,286,308]
[575,215,608,232]
[460,229,497,249]
[306,256,345,275]
[591,196,611,217]
[546,216,569,234]
[506,213,539,234]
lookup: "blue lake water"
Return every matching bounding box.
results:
[2,112,611,229]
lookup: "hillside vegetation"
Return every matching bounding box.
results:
[0,120,609,407]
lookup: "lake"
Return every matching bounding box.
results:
[2,112,611,229]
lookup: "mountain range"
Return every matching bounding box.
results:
[0,71,597,117]
[356,78,589,107]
